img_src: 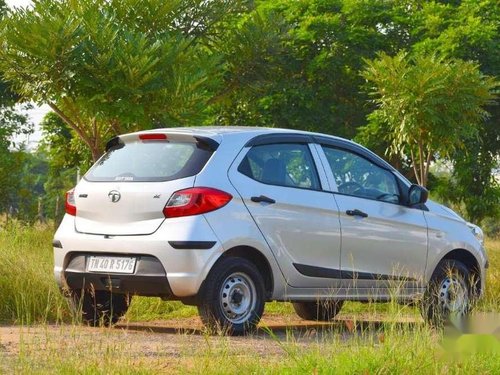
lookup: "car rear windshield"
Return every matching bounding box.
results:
[85,140,213,182]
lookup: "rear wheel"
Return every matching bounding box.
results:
[69,289,130,327]
[197,257,265,335]
[421,259,473,327]
[293,300,344,321]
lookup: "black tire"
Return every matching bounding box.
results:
[197,257,266,335]
[293,300,344,321]
[421,259,473,327]
[70,289,130,327]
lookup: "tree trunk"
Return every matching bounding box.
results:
[90,147,103,162]
[410,142,433,187]
[48,102,105,162]
[417,140,425,187]
[409,148,421,185]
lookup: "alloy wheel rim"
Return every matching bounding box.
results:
[220,272,256,324]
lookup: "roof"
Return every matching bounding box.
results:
[139,126,346,141]
[113,126,399,175]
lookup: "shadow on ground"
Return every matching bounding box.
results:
[116,317,421,339]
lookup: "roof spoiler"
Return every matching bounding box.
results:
[105,136,124,152]
[105,134,219,153]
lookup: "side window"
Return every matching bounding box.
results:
[238,143,320,190]
[322,147,400,203]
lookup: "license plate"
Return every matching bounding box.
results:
[87,256,137,274]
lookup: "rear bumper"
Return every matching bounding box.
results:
[65,272,172,297]
[53,214,224,297]
[64,253,173,297]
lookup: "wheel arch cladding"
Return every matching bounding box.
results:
[221,246,274,300]
[440,249,481,293]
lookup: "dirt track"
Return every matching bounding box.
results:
[0,314,420,364]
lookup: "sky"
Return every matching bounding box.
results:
[10,103,49,151]
[20,104,51,148]
[5,0,32,9]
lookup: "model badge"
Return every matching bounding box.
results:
[108,190,121,203]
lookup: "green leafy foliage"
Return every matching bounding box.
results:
[0,0,248,160]
[361,52,497,187]
[0,0,18,105]
[408,0,500,222]
[0,105,33,214]
[212,0,406,136]
[0,0,498,224]
[38,112,82,224]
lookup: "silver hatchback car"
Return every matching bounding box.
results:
[53,127,487,334]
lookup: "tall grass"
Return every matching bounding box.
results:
[8,318,500,373]
[12,326,159,374]
[0,223,68,324]
[478,238,500,311]
[1,224,499,373]
[0,224,498,323]
[191,325,500,374]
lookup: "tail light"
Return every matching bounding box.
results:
[65,189,77,216]
[164,187,232,218]
[139,133,167,141]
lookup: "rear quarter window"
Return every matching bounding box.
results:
[85,141,213,182]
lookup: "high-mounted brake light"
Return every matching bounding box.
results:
[139,133,167,140]
[163,187,232,218]
[65,189,77,216]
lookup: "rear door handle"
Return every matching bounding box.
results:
[251,195,276,204]
[346,209,368,218]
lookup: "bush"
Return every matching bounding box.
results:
[483,216,500,239]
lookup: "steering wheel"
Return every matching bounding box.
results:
[338,181,363,194]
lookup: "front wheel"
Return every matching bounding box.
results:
[421,259,474,327]
[69,289,130,327]
[197,257,266,335]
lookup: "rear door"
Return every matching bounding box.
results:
[228,135,342,288]
[74,133,216,236]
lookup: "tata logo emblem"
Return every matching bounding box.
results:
[108,190,121,203]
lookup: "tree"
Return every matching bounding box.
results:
[39,112,84,223]
[353,0,500,223]
[0,0,19,106]
[0,0,249,161]
[0,106,33,213]
[212,0,407,138]
[39,112,91,171]
[0,0,32,216]
[362,52,497,187]
[13,150,49,222]
[409,0,500,222]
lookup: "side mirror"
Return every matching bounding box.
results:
[408,184,428,206]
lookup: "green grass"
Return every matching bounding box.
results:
[0,222,69,324]
[0,223,498,323]
[8,319,500,374]
[1,223,499,373]
[126,298,197,321]
[478,238,500,311]
[10,326,159,374]
[188,328,500,374]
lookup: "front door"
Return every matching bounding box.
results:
[319,145,428,290]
